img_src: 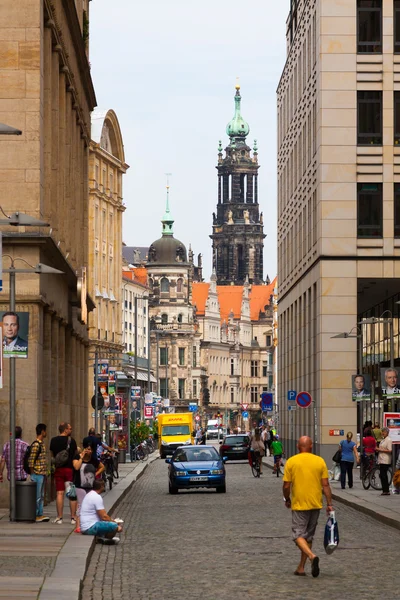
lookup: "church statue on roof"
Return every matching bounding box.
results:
[210,82,266,285]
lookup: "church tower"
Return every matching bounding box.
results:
[210,84,265,285]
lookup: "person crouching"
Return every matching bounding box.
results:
[80,479,122,544]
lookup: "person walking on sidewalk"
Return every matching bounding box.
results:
[377,427,392,496]
[283,436,333,578]
[28,424,50,522]
[339,432,359,489]
[50,422,77,524]
[0,426,28,483]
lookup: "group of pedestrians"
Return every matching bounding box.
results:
[0,422,122,543]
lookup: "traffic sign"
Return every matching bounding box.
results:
[195,415,200,422]
[241,403,249,411]
[296,391,312,408]
[260,392,273,412]
[288,405,296,411]
[242,411,249,419]
[288,390,297,402]
[188,403,198,412]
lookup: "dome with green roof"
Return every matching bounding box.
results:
[226,84,250,142]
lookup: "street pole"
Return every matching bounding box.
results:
[134,296,138,389]
[147,299,150,394]
[9,268,16,522]
[94,349,99,433]
[390,318,396,474]
[156,332,159,395]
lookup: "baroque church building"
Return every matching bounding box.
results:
[146,85,276,427]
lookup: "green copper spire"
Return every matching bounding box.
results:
[162,184,174,236]
[226,81,250,142]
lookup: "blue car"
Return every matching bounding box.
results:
[166,445,227,494]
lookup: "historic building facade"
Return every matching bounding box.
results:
[211,84,265,285]
[277,0,400,461]
[88,109,128,413]
[0,0,96,505]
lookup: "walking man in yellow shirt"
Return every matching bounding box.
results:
[282,436,333,578]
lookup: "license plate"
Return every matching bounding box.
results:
[190,476,208,482]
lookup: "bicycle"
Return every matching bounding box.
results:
[369,465,392,491]
[361,454,376,490]
[272,455,284,477]
[251,451,261,478]
[131,442,147,461]
[101,451,118,491]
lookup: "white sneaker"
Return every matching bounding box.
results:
[97,536,120,545]
[53,517,63,525]
[71,518,76,525]
[114,518,124,524]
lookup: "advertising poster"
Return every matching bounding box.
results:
[145,393,154,404]
[0,311,29,359]
[381,368,400,398]
[144,405,154,419]
[131,386,141,399]
[351,373,371,402]
[383,412,400,444]
[0,326,2,388]
[98,360,109,381]
[99,383,110,409]
[108,367,116,383]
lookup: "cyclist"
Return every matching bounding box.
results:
[362,427,376,474]
[250,428,265,475]
[271,434,284,476]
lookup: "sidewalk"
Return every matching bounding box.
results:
[262,455,400,530]
[0,454,158,599]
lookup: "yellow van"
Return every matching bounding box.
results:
[158,413,194,458]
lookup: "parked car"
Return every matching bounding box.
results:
[166,445,227,494]
[219,434,251,461]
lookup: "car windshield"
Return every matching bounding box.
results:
[224,436,249,446]
[162,425,190,436]
[173,447,220,462]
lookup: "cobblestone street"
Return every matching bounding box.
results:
[82,457,400,600]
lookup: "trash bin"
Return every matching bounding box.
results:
[15,480,36,522]
[118,449,126,464]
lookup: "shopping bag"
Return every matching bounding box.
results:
[65,481,77,500]
[324,511,339,554]
[332,449,342,464]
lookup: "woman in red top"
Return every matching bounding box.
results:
[363,428,377,472]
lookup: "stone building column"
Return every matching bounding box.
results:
[51,316,59,426]
[42,311,53,430]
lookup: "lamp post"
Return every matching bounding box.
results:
[3,257,63,522]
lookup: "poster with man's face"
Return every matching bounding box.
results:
[351,374,371,401]
[0,311,29,359]
[381,368,400,398]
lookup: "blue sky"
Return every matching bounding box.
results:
[89,0,290,280]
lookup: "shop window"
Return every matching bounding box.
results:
[357,183,382,238]
[357,91,382,145]
[357,0,382,53]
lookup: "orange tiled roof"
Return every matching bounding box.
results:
[122,267,149,287]
[192,277,277,323]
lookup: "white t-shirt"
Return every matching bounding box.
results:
[80,490,104,532]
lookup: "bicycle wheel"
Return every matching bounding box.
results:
[142,446,149,461]
[251,462,259,478]
[370,466,382,490]
[362,471,371,490]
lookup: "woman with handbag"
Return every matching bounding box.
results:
[73,441,105,533]
[339,432,359,490]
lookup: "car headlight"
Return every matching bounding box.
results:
[210,469,224,475]
[161,441,169,446]
[174,471,186,476]
[183,439,192,445]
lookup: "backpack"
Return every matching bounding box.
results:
[23,441,42,475]
[54,437,71,468]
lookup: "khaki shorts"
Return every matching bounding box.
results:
[292,509,320,542]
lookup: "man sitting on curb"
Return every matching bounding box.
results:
[80,479,123,544]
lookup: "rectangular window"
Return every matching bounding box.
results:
[160,378,169,398]
[178,379,185,399]
[357,91,382,145]
[268,375,274,389]
[357,183,383,238]
[394,184,400,237]
[266,334,272,346]
[357,0,382,53]
[230,358,234,376]
[396,1,400,53]
[395,92,400,145]
[251,360,259,377]
[192,346,197,367]
[179,347,185,366]
[159,347,168,365]
[193,379,197,398]
[230,387,235,403]
[251,386,258,403]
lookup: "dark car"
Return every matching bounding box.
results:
[166,445,227,494]
[219,434,251,461]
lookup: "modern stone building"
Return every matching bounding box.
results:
[211,84,266,285]
[88,108,128,416]
[278,0,400,461]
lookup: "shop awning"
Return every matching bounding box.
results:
[126,370,157,383]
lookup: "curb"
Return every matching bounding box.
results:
[262,455,400,532]
[38,453,158,600]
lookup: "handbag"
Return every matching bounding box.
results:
[54,437,71,468]
[65,481,77,500]
[332,448,342,464]
[324,511,339,554]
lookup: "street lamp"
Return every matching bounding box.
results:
[3,256,63,522]
[0,122,22,136]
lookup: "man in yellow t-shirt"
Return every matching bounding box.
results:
[283,436,333,578]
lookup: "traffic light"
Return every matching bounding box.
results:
[203,388,210,405]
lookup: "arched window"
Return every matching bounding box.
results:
[161,314,168,325]
[148,277,154,290]
[177,313,183,323]
[177,278,183,293]
[160,277,169,292]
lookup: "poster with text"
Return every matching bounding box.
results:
[351,374,371,401]
[98,360,109,381]
[108,367,116,383]
[0,311,29,359]
[381,368,400,398]
[383,413,400,444]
